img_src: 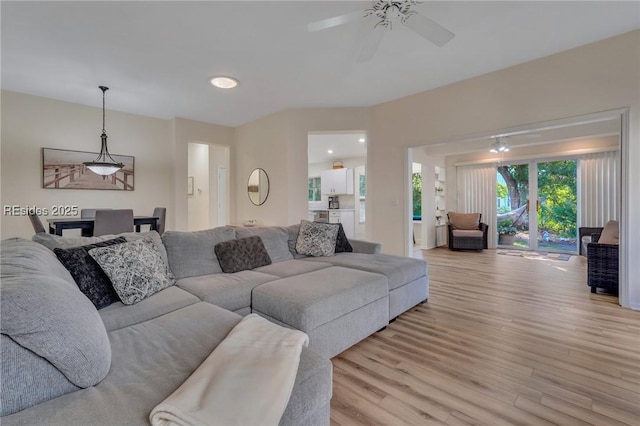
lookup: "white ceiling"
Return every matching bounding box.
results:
[2,1,639,127]
[308,132,367,164]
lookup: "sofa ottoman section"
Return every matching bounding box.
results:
[306,253,428,320]
[252,266,389,359]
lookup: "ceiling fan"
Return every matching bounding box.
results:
[308,0,455,62]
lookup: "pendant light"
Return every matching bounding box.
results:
[83,86,124,176]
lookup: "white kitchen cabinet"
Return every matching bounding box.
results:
[321,168,354,195]
[329,210,355,238]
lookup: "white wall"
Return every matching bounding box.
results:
[170,117,235,231]
[369,30,639,308]
[187,142,209,231]
[1,90,173,239]
[235,108,372,227]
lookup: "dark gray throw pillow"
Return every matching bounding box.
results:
[334,223,353,253]
[54,237,126,309]
[214,236,272,273]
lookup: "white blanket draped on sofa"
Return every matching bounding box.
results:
[149,314,309,426]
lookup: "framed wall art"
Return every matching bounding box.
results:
[42,148,134,190]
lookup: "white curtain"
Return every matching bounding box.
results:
[578,151,619,227]
[456,164,497,248]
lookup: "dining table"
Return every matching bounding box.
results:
[47,216,159,236]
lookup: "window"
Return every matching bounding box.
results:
[412,172,422,220]
[308,177,321,202]
[359,174,366,223]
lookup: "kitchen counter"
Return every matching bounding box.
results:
[309,208,354,212]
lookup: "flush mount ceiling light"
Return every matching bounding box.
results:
[327,149,334,154]
[83,86,124,176]
[358,137,366,143]
[490,137,510,153]
[209,76,239,89]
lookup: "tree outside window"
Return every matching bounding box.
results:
[412,172,422,220]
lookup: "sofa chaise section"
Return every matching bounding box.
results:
[2,302,332,426]
[305,253,428,320]
[252,266,389,358]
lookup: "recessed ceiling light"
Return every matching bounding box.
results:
[358,138,365,143]
[209,76,239,89]
[327,149,333,154]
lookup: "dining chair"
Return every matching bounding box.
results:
[81,209,112,236]
[28,213,46,234]
[81,208,114,219]
[152,207,166,235]
[93,209,134,236]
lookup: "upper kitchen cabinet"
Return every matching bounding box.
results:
[321,168,354,195]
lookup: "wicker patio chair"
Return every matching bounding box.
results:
[586,220,619,294]
[578,226,603,256]
[447,212,488,251]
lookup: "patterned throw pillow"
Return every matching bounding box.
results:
[295,220,339,257]
[88,237,176,305]
[214,236,272,273]
[53,237,126,309]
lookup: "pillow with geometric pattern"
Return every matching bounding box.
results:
[88,237,175,305]
[295,220,339,257]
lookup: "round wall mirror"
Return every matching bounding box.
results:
[247,168,269,206]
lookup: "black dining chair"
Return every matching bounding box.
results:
[28,213,46,234]
[93,209,134,236]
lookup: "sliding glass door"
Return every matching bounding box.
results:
[536,160,577,252]
[497,159,577,253]
[497,164,529,248]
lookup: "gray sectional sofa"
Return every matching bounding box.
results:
[1,224,428,425]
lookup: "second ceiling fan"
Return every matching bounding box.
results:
[308,0,455,62]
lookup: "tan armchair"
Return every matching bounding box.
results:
[447,212,488,251]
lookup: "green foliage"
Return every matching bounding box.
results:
[497,218,517,235]
[537,161,577,237]
[499,160,577,238]
[412,173,422,218]
[497,182,508,199]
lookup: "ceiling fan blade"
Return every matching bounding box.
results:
[404,12,455,47]
[356,26,386,63]
[308,10,364,32]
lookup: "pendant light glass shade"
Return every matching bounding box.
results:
[83,86,124,176]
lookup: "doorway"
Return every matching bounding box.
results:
[187,142,230,231]
[307,132,367,239]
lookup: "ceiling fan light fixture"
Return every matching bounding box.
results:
[490,137,510,154]
[210,76,239,89]
[83,86,124,176]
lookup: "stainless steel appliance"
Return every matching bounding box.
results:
[314,210,329,223]
[328,196,340,209]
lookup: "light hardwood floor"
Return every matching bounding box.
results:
[330,248,639,425]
